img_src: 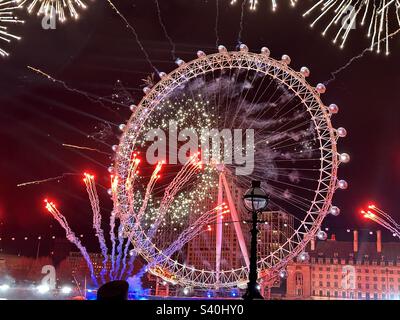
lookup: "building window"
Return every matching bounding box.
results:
[373,293,378,300]
[366,292,370,300]
[358,292,362,299]
[295,272,304,286]
[342,292,346,298]
[334,291,338,297]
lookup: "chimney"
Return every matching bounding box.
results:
[353,230,358,252]
[376,230,382,253]
[311,238,315,251]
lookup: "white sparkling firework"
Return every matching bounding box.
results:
[0,0,24,57]
[230,0,297,11]
[303,0,400,55]
[25,0,89,22]
[112,45,348,289]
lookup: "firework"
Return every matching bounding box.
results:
[230,0,297,11]
[0,0,24,57]
[361,204,400,238]
[41,163,216,286]
[83,173,109,283]
[25,0,89,22]
[303,0,400,55]
[44,199,99,286]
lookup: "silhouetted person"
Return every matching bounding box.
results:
[97,280,129,301]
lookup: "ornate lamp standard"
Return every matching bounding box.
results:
[242,181,270,301]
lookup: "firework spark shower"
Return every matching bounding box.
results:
[303,0,400,54]
[0,0,24,57]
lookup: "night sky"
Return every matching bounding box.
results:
[1,0,399,255]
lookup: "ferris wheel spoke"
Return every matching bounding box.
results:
[242,86,282,129]
[262,119,314,146]
[216,172,223,282]
[236,75,277,130]
[268,177,317,193]
[221,68,239,129]
[221,172,250,268]
[238,175,313,211]
[256,138,318,154]
[266,181,315,204]
[267,185,313,211]
[225,69,244,128]
[228,65,266,129]
[247,88,299,129]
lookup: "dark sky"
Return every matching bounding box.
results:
[0,0,399,255]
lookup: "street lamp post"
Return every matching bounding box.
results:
[242,181,269,301]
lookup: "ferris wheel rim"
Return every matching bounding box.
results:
[114,46,341,289]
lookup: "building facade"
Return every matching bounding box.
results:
[286,231,400,300]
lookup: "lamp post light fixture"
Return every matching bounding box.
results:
[243,181,269,301]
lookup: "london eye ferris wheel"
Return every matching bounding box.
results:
[110,45,349,290]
